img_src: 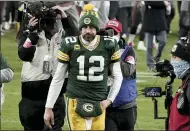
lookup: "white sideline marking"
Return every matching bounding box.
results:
[15,72,156,75]
[6,92,20,95]
[1,119,68,126]
[137,75,156,78]
[137,72,155,75]
[1,120,20,123]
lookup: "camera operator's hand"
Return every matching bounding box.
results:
[52,5,67,18]
[27,17,38,32]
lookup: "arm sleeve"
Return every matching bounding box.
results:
[110,41,121,63]
[0,54,14,83]
[18,32,38,62]
[120,62,136,77]
[45,62,68,108]
[1,69,14,83]
[57,37,73,63]
[107,62,123,102]
[120,46,137,77]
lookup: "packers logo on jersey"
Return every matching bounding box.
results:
[83,103,94,112]
[84,18,91,24]
[74,44,80,50]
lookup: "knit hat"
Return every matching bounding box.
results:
[79,4,99,31]
[171,42,190,61]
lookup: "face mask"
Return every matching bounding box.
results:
[170,59,190,79]
[112,35,120,43]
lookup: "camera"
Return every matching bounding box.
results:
[144,59,176,130]
[27,2,57,20]
[144,60,175,98]
[145,59,175,98]
[16,2,59,31]
[155,59,175,78]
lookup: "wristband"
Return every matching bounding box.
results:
[23,38,32,48]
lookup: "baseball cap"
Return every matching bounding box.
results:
[105,19,122,33]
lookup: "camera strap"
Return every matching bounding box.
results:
[45,38,51,54]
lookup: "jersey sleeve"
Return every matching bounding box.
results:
[57,38,72,63]
[1,54,11,70]
[110,41,121,63]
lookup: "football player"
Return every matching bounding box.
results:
[44,9,123,130]
[1,53,14,111]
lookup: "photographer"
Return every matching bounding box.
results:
[16,2,78,131]
[104,20,137,131]
[169,42,190,130]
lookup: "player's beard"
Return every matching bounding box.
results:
[83,33,96,42]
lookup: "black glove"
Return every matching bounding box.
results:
[27,32,39,45]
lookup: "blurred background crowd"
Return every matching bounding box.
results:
[1,1,188,71]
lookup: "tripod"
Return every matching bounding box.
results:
[164,77,174,131]
[152,71,175,131]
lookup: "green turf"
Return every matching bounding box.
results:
[1,5,182,130]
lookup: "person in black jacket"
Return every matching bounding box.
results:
[169,41,190,131]
[16,2,79,131]
[144,1,169,71]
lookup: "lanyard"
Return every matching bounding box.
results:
[45,38,51,53]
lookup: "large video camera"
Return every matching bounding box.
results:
[16,1,59,31]
[27,2,57,20]
[144,59,175,131]
[155,59,175,78]
[144,59,175,97]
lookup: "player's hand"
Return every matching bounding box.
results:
[100,99,112,109]
[44,108,54,129]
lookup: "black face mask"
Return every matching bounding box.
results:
[40,18,55,32]
[40,18,62,39]
[51,19,63,35]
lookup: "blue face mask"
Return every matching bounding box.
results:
[170,59,190,79]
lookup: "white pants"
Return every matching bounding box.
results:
[1,85,5,111]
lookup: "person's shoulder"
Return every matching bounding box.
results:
[62,36,78,44]
[59,36,79,52]
[60,36,78,47]
[125,45,136,57]
[100,35,117,49]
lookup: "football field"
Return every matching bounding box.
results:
[1,9,181,130]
